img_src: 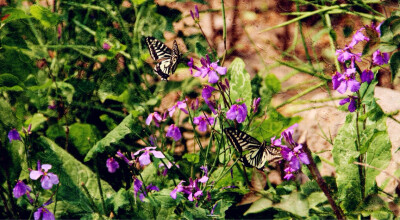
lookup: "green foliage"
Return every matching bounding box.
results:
[332,82,391,212]
[84,114,139,162]
[228,58,252,110]
[30,5,60,27]
[69,123,101,156]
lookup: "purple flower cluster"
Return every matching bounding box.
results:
[13,180,33,203]
[170,167,209,205]
[193,114,215,132]
[34,200,55,220]
[279,124,310,180]
[133,178,160,202]
[333,22,389,112]
[189,54,227,84]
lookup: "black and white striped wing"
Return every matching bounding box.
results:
[224,127,282,170]
[154,59,172,81]
[145,37,172,61]
[145,37,180,80]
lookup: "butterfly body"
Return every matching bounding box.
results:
[145,37,181,80]
[224,127,282,170]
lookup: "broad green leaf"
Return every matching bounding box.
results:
[54,82,75,104]
[30,5,60,27]
[0,74,24,92]
[211,200,233,219]
[183,153,200,163]
[390,51,400,81]
[46,123,66,140]
[109,188,131,214]
[69,123,101,156]
[332,113,363,212]
[307,192,326,209]
[98,77,126,103]
[0,98,18,128]
[333,82,391,211]
[35,137,115,218]
[25,113,47,132]
[244,198,273,215]
[84,114,136,162]
[228,58,252,111]
[0,8,31,24]
[182,204,208,219]
[273,191,309,217]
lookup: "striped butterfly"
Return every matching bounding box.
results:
[224,127,282,170]
[145,37,181,80]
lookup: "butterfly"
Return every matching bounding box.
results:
[224,127,283,170]
[145,36,181,80]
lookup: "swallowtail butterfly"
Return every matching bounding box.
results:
[224,127,282,170]
[145,36,181,80]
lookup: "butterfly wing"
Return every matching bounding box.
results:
[224,127,282,170]
[154,59,172,81]
[145,37,181,80]
[145,37,172,61]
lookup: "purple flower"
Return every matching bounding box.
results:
[251,97,261,113]
[149,135,157,146]
[226,103,247,123]
[190,5,200,21]
[13,180,32,202]
[281,123,298,147]
[270,136,283,147]
[168,100,188,117]
[349,28,370,48]
[103,42,111,50]
[361,69,374,83]
[116,150,134,166]
[191,98,199,111]
[106,157,119,173]
[23,124,32,135]
[193,55,227,83]
[339,95,358,112]
[286,145,310,170]
[133,178,143,199]
[8,129,21,143]
[146,112,162,127]
[202,85,216,101]
[34,207,55,220]
[283,166,296,180]
[159,162,179,176]
[30,161,59,190]
[198,166,209,183]
[170,180,186,199]
[186,178,203,202]
[48,101,56,110]
[166,124,182,141]
[193,115,215,132]
[34,200,54,220]
[147,183,160,192]
[205,100,218,115]
[372,50,389,66]
[133,147,165,167]
[334,68,360,94]
[336,47,362,63]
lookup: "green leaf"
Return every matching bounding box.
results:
[0,98,18,128]
[333,83,391,211]
[34,137,115,218]
[210,200,232,218]
[0,74,24,92]
[109,188,131,214]
[54,82,75,104]
[273,191,309,217]
[195,42,208,57]
[30,5,60,27]
[69,123,101,156]
[0,8,31,24]
[228,58,252,110]
[25,113,47,132]
[264,74,281,94]
[244,198,273,215]
[84,114,137,162]
[182,153,200,163]
[390,51,400,81]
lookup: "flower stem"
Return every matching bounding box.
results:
[95,159,106,215]
[81,182,102,218]
[302,143,345,219]
[220,0,227,66]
